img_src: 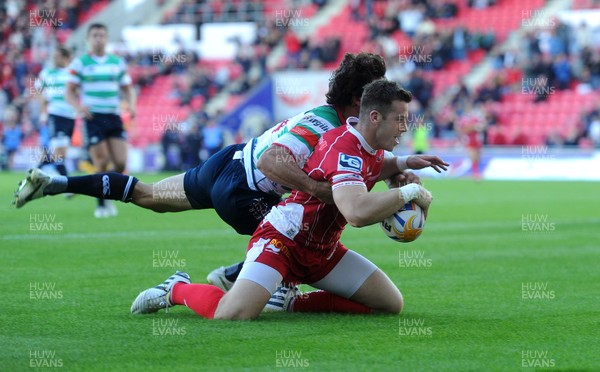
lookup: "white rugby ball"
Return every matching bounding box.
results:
[380,201,425,243]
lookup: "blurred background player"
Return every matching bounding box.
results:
[458,104,486,180]
[66,23,136,218]
[412,120,430,155]
[130,80,433,319]
[34,47,77,179]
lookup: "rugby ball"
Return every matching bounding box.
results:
[380,201,425,243]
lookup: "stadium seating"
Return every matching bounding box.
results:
[494,90,597,145]
[433,0,545,41]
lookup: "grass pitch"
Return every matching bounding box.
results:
[1,172,598,371]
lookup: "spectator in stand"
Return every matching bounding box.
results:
[573,21,592,55]
[320,36,341,64]
[564,127,584,147]
[527,53,554,81]
[235,40,254,75]
[586,113,600,146]
[190,66,213,99]
[415,14,435,36]
[434,105,456,139]
[581,47,600,89]
[531,74,552,103]
[406,70,433,109]
[202,120,224,160]
[183,123,203,169]
[0,87,6,117]
[552,53,571,90]
[427,0,458,19]
[2,105,22,170]
[475,78,503,103]
[545,130,564,147]
[350,0,361,21]
[399,3,424,38]
[452,27,468,61]
[451,79,472,113]
[284,31,302,68]
[313,0,328,8]
[576,68,594,94]
[161,128,180,171]
[468,0,497,9]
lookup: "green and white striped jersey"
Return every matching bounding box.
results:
[35,67,77,119]
[67,54,132,114]
[242,105,344,195]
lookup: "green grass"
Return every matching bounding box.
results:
[1,173,598,371]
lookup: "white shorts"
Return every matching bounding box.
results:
[238,249,377,298]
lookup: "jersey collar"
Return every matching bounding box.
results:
[89,53,109,63]
[346,118,377,155]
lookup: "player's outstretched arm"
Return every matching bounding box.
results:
[333,184,431,228]
[257,145,333,204]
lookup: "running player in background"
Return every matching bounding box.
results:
[35,46,77,178]
[131,79,432,319]
[66,23,136,217]
[459,103,485,180]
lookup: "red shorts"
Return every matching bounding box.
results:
[246,222,348,284]
[466,140,482,149]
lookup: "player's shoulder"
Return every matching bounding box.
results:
[321,124,355,144]
[106,54,125,64]
[68,55,87,68]
[301,105,342,128]
[317,125,360,156]
[38,67,50,77]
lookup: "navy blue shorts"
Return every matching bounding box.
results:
[184,144,281,235]
[47,114,75,140]
[82,113,126,147]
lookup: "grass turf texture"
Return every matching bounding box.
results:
[1,172,598,371]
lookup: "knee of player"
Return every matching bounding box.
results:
[379,290,404,315]
[113,164,126,173]
[394,291,404,314]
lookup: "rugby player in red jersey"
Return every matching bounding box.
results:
[131,79,432,319]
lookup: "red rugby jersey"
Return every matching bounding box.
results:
[264,122,385,251]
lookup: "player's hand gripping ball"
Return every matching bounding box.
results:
[380,201,425,243]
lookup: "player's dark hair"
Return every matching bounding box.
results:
[87,23,107,35]
[326,52,386,107]
[56,46,70,59]
[359,80,412,119]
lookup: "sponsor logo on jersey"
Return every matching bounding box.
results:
[102,175,110,196]
[317,139,328,151]
[303,114,335,133]
[338,153,363,172]
[265,239,290,258]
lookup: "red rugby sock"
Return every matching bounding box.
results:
[291,290,371,314]
[471,160,479,176]
[170,283,224,319]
